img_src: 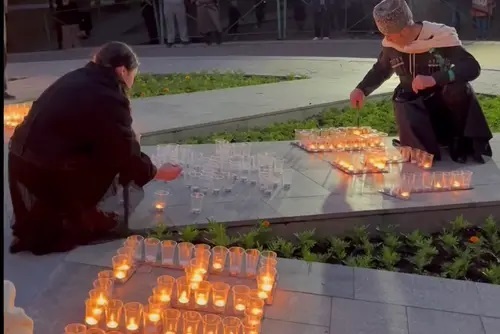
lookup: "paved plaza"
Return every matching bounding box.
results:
[3,40,500,333]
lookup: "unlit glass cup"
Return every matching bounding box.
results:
[245,249,261,277]
[461,170,473,189]
[229,247,245,276]
[232,285,250,314]
[223,171,234,192]
[282,168,293,189]
[153,190,169,212]
[183,311,202,334]
[203,314,222,334]
[64,323,87,334]
[211,246,228,273]
[213,173,225,193]
[162,308,181,334]
[126,235,144,261]
[190,171,202,192]
[222,316,242,334]
[161,240,177,266]
[399,146,411,162]
[124,302,143,332]
[211,282,230,312]
[178,242,194,268]
[144,237,160,263]
[191,192,205,214]
[105,299,123,330]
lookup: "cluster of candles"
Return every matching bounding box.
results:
[329,148,404,174]
[294,127,387,152]
[4,103,31,128]
[399,146,434,170]
[69,235,279,333]
[384,170,474,200]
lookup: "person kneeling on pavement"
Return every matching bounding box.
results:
[349,0,492,163]
[8,41,181,255]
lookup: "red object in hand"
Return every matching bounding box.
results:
[155,163,183,182]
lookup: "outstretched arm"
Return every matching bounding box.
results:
[356,49,393,96]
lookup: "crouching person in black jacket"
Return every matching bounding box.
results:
[8,42,158,255]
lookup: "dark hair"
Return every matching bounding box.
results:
[94,41,140,71]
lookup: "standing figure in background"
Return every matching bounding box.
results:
[227,0,241,35]
[293,0,306,31]
[76,0,93,38]
[449,0,461,33]
[312,0,330,40]
[471,0,495,40]
[195,0,222,45]
[141,0,159,44]
[254,0,266,28]
[54,0,81,49]
[164,0,190,47]
[4,0,15,99]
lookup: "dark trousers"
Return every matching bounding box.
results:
[255,0,266,27]
[228,6,241,34]
[314,7,330,38]
[142,4,159,43]
[56,22,63,49]
[79,11,93,35]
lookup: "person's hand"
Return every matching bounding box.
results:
[349,88,365,109]
[155,163,183,182]
[412,75,437,93]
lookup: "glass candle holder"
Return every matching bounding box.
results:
[124,302,143,332]
[245,249,261,277]
[282,168,293,189]
[432,172,444,190]
[211,282,230,312]
[232,285,250,314]
[154,276,175,303]
[241,319,261,334]
[222,316,242,334]
[175,276,191,306]
[244,309,263,328]
[410,148,421,164]
[157,274,176,290]
[86,329,106,334]
[93,278,113,295]
[229,247,245,276]
[211,246,229,273]
[461,170,473,189]
[162,308,181,334]
[420,152,434,169]
[190,256,209,277]
[112,255,132,281]
[64,323,87,334]
[256,269,276,300]
[153,190,169,212]
[399,146,411,162]
[185,265,204,290]
[194,243,211,256]
[98,270,115,281]
[89,288,109,307]
[191,192,205,214]
[203,314,222,334]
[194,281,211,308]
[161,240,177,266]
[148,296,164,318]
[126,235,144,261]
[85,298,102,327]
[117,246,135,265]
[178,242,194,268]
[442,172,452,190]
[247,297,265,317]
[183,311,202,334]
[143,305,162,332]
[144,237,160,263]
[259,258,277,271]
[105,299,123,330]
[451,171,463,189]
[260,250,277,261]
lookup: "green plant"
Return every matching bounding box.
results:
[482,264,500,284]
[351,225,370,245]
[405,230,427,248]
[294,229,317,250]
[482,215,499,240]
[148,223,173,240]
[377,246,401,271]
[344,255,374,269]
[205,220,236,247]
[449,215,472,235]
[362,239,377,256]
[178,225,200,243]
[439,232,460,254]
[442,251,472,279]
[409,245,439,274]
[267,237,297,258]
[382,233,402,250]
[302,248,331,263]
[328,237,350,261]
[238,230,259,249]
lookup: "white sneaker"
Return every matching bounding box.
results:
[323,37,330,40]
[312,37,319,41]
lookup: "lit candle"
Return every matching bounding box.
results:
[92,308,103,316]
[400,191,410,199]
[347,165,354,172]
[434,182,442,189]
[96,295,107,306]
[214,299,225,307]
[423,163,431,169]
[155,202,165,211]
[166,332,176,334]
[107,320,119,329]
[178,291,189,304]
[148,312,161,322]
[186,326,193,334]
[257,291,268,299]
[159,292,170,303]
[353,130,361,135]
[452,181,461,188]
[234,303,245,311]
[195,294,208,306]
[127,319,139,331]
[115,271,126,280]
[212,262,222,270]
[85,316,98,326]
[251,308,263,316]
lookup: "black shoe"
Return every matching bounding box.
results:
[215,32,222,45]
[4,92,15,100]
[450,137,467,164]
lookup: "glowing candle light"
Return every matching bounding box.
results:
[214,299,225,307]
[148,312,161,322]
[178,291,189,304]
[400,191,410,199]
[195,294,208,306]
[212,262,222,270]
[106,320,118,329]
[85,316,98,326]
[234,303,245,311]
[126,320,139,331]
[452,181,461,188]
[257,291,268,299]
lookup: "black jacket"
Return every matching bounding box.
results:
[10,62,156,187]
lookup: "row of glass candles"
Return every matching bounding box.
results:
[385,170,474,200]
[112,236,278,281]
[294,127,387,152]
[4,103,31,128]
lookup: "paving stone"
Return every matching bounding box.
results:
[476,282,500,318]
[330,298,408,334]
[407,307,485,334]
[264,290,332,326]
[275,258,354,298]
[354,268,482,315]
[481,317,500,334]
[262,319,330,334]
[64,239,125,267]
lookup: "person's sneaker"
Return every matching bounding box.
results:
[323,37,330,40]
[312,37,319,41]
[4,92,15,100]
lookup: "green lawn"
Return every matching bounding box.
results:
[181,95,500,144]
[130,71,302,98]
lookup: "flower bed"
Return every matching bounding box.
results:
[147,216,500,284]
[181,95,500,144]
